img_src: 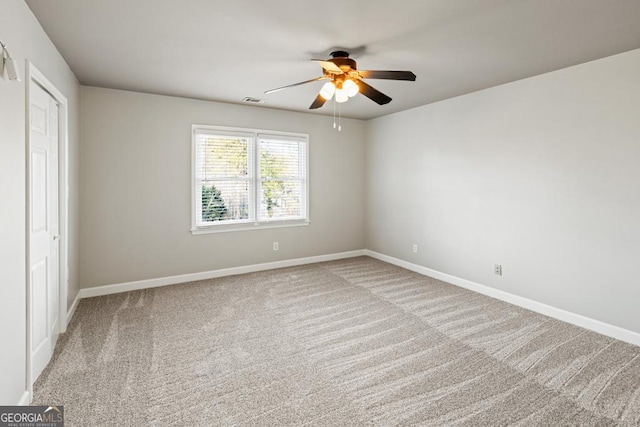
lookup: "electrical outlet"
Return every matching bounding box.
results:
[412,244,418,254]
[494,264,502,276]
[273,242,279,251]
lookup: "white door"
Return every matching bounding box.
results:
[29,82,60,383]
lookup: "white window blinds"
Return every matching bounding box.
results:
[258,136,307,222]
[194,132,253,226]
[192,126,308,232]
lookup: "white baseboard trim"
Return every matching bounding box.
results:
[66,292,81,326]
[18,391,30,405]
[74,248,639,346]
[364,250,640,347]
[80,250,366,299]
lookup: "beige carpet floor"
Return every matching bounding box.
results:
[33,256,640,426]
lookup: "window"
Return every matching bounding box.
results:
[192,125,308,233]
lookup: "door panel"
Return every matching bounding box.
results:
[31,149,48,233]
[49,96,60,339]
[30,102,48,134]
[29,82,59,383]
[31,260,48,349]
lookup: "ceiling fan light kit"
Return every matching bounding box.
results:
[319,81,336,100]
[319,78,358,103]
[265,50,416,110]
[343,79,359,97]
[334,87,348,103]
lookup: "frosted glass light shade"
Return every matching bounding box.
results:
[319,82,336,100]
[335,88,348,103]
[343,79,359,97]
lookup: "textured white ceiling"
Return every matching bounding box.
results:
[26,0,640,120]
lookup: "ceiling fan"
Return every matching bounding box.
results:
[265,51,416,109]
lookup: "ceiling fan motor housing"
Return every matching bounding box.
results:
[330,51,357,72]
[330,50,350,58]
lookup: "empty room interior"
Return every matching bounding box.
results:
[2,0,640,425]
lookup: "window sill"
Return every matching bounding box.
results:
[191,220,310,235]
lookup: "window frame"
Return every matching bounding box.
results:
[191,124,309,234]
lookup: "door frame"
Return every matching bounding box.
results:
[25,62,69,399]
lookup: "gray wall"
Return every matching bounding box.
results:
[80,87,365,287]
[3,4,636,406]
[0,0,80,404]
[365,48,640,334]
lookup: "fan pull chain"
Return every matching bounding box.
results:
[333,98,337,129]
[338,103,342,132]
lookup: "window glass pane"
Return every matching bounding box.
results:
[201,181,250,222]
[260,180,302,220]
[258,139,305,221]
[260,140,301,179]
[198,136,249,180]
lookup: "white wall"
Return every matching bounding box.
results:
[0,0,80,404]
[365,48,640,334]
[80,87,365,287]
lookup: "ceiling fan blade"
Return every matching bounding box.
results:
[309,94,326,109]
[358,70,416,81]
[311,59,343,74]
[355,80,392,105]
[264,76,327,94]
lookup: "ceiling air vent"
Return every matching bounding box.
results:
[242,97,265,104]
